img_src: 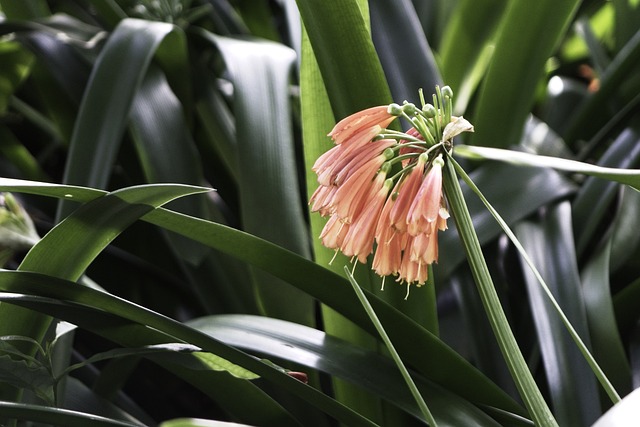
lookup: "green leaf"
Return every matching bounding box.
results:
[142,210,526,416]
[20,184,210,280]
[0,183,209,369]
[0,180,526,415]
[563,29,640,144]
[0,274,374,427]
[62,376,151,426]
[0,352,54,405]
[0,40,33,114]
[469,0,581,148]
[370,0,441,104]
[60,18,185,213]
[189,314,509,426]
[454,144,640,191]
[299,17,385,420]
[196,30,314,324]
[581,240,633,396]
[571,124,640,256]
[443,159,557,426]
[515,203,600,426]
[295,0,393,118]
[438,159,576,278]
[61,343,258,381]
[438,0,506,98]
[160,419,254,427]
[0,0,50,20]
[0,400,142,427]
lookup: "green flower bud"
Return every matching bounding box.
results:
[402,102,419,115]
[387,103,403,116]
[382,147,395,160]
[422,104,436,118]
[441,86,453,99]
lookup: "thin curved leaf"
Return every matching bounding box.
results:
[455,143,640,191]
[0,178,526,415]
[0,400,140,427]
[581,240,632,396]
[0,183,209,365]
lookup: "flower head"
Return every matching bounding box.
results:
[310,87,473,295]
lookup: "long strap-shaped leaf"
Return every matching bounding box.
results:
[59,18,186,217]
[0,400,140,427]
[196,30,315,325]
[0,183,209,399]
[0,273,376,427]
[295,0,392,118]
[469,0,580,148]
[143,211,526,415]
[0,178,526,416]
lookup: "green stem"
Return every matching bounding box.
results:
[442,158,558,426]
[344,267,438,427]
[450,156,621,404]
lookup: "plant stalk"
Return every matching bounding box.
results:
[442,159,558,427]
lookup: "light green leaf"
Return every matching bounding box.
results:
[455,144,640,190]
[469,0,581,148]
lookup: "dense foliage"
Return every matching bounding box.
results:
[0,0,639,426]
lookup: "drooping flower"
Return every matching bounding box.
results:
[406,155,445,236]
[309,87,474,295]
[328,106,395,147]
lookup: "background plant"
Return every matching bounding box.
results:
[0,0,638,426]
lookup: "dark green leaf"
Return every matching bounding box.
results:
[515,202,600,426]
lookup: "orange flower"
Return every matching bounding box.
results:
[310,89,473,295]
[388,154,426,233]
[407,155,445,236]
[328,106,395,147]
[341,175,392,263]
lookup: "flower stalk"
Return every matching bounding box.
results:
[442,157,558,426]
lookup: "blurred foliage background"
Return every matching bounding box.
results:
[0,0,639,426]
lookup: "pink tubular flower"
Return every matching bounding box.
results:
[328,106,395,147]
[407,155,445,236]
[310,90,473,296]
[341,175,393,263]
[320,215,348,251]
[388,154,426,233]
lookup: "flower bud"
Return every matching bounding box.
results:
[387,103,403,116]
[402,102,419,115]
[422,104,436,118]
[441,86,453,99]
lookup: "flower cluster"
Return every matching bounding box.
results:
[310,87,473,295]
